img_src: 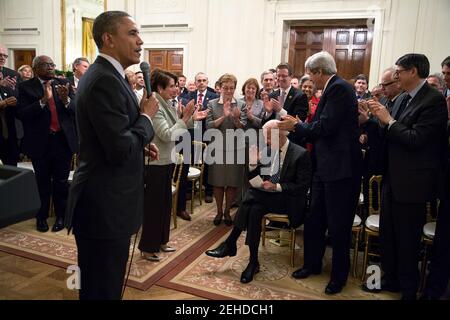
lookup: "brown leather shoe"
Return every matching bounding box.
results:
[177,210,191,221]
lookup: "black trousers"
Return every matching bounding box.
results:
[423,167,450,299]
[227,189,287,259]
[31,132,72,219]
[303,175,361,285]
[138,164,173,253]
[75,234,131,300]
[177,163,189,212]
[379,176,426,297]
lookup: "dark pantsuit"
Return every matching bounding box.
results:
[177,163,189,212]
[380,176,426,296]
[75,234,130,300]
[138,164,174,253]
[227,189,287,261]
[32,132,72,219]
[303,176,361,285]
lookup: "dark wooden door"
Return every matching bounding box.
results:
[289,24,373,81]
[13,49,36,70]
[148,49,184,75]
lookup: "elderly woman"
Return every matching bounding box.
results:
[206,73,247,226]
[18,64,33,81]
[139,69,207,261]
[240,78,264,130]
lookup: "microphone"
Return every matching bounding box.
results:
[139,61,152,98]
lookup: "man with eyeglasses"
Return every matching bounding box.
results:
[366,53,448,300]
[0,46,21,91]
[379,67,403,111]
[16,55,77,234]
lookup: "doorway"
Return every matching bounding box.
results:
[148,49,184,75]
[13,49,36,70]
[288,20,373,81]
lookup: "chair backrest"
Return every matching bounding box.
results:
[172,153,184,186]
[192,141,206,170]
[368,175,382,215]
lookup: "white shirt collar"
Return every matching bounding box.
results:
[323,74,336,92]
[280,139,289,155]
[280,86,291,96]
[99,53,125,79]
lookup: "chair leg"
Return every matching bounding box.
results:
[291,228,296,267]
[261,218,266,246]
[191,180,194,214]
[419,241,428,293]
[352,228,360,278]
[362,231,370,281]
[172,195,178,229]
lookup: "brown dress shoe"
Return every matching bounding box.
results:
[177,210,191,221]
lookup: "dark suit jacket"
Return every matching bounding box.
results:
[0,66,22,96]
[183,90,219,133]
[65,56,155,239]
[385,83,448,203]
[294,75,362,182]
[67,76,75,88]
[234,142,312,229]
[16,77,78,158]
[268,87,308,121]
[0,86,20,164]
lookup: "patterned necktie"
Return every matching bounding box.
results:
[198,93,203,106]
[45,81,60,132]
[269,150,281,183]
[279,90,286,108]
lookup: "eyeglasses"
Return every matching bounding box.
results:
[221,86,235,92]
[38,62,56,69]
[394,68,409,76]
[379,80,396,88]
[0,54,8,58]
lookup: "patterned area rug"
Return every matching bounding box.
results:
[0,202,227,290]
[158,231,400,300]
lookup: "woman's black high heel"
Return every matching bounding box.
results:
[213,213,223,226]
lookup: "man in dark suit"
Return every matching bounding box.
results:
[67,57,90,91]
[182,72,219,203]
[264,63,308,123]
[279,51,362,295]
[17,55,77,233]
[65,11,159,300]
[177,74,189,100]
[205,119,311,284]
[0,86,19,165]
[367,53,448,300]
[354,74,371,101]
[0,46,21,91]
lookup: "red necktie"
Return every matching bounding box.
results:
[45,82,60,132]
[198,93,203,105]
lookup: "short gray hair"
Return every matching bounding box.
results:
[305,51,337,75]
[260,70,273,82]
[427,73,445,88]
[262,119,289,136]
[32,55,46,68]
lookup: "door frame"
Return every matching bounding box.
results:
[144,44,188,76]
[272,7,385,89]
[2,46,38,70]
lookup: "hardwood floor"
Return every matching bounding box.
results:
[0,250,203,300]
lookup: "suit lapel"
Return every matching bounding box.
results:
[398,84,428,122]
[313,76,338,121]
[96,56,140,112]
[280,143,293,180]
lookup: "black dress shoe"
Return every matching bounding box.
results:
[205,242,237,258]
[36,219,49,232]
[325,281,344,295]
[223,214,233,226]
[51,217,65,232]
[291,267,320,279]
[205,195,213,203]
[240,262,260,284]
[177,211,191,221]
[213,213,222,226]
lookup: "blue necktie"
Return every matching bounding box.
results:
[269,150,281,183]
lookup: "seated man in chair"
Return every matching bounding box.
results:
[205,120,311,283]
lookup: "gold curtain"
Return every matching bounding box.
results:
[82,18,96,64]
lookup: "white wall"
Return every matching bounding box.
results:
[1,0,449,89]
